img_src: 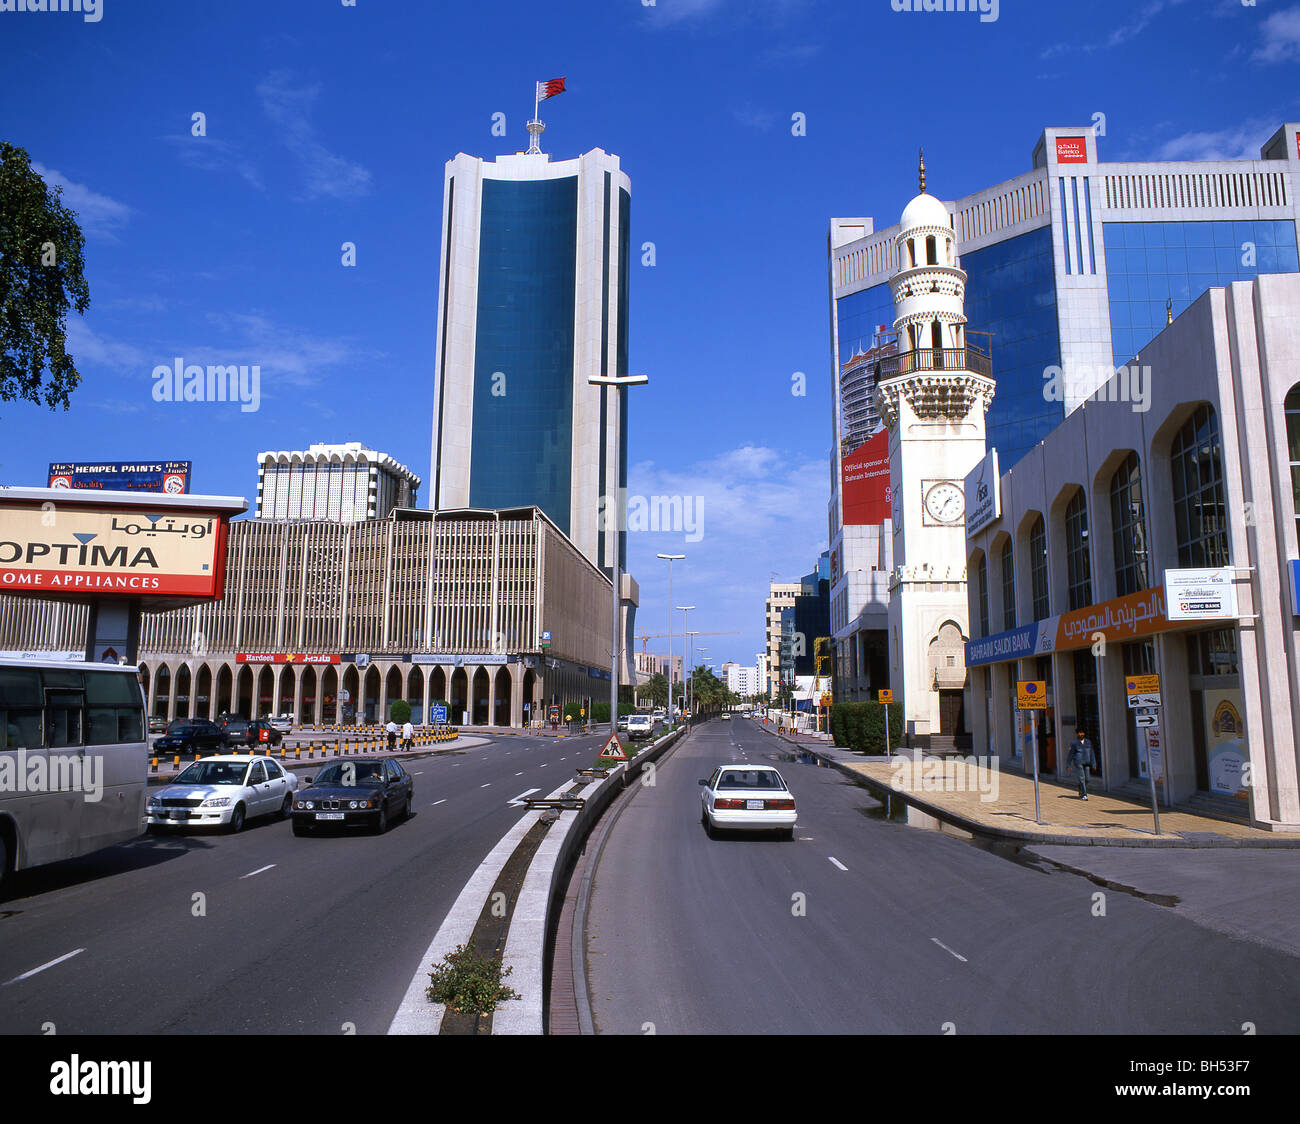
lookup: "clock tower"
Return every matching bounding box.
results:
[878,152,995,743]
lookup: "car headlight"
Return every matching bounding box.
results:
[348,800,359,809]
[147,795,161,807]
[201,796,232,808]
[304,801,314,810]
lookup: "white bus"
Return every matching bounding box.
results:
[0,658,148,891]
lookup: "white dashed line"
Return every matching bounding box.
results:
[828,857,848,871]
[431,798,446,806]
[931,938,968,963]
[240,864,276,880]
[480,783,491,788]
[507,788,540,807]
[4,948,85,986]
[515,771,524,776]
[539,763,548,768]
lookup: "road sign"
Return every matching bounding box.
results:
[430,703,447,724]
[1017,681,1047,709]
[1134,712,1159,729]
[1143,726,1164,781]
[1126,674,1159,694]
[598,734,627,761]
[548,704,559,721]
[541,631,552,648]
[1127,692,1160,709]
[878,689,893,703]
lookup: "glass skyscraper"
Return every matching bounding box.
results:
[431,144,632,575]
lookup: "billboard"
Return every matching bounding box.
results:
[236,653,340,664]
[1164,567,1238,621]
[1055,136,1089,164]
[48,461,192,494]
[0,501,226,597]
[841,430,890,526]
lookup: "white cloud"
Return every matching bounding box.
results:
[257,71,372,200]
[1154,119,1275,161]
[1252,5,1300,62]
[167,136,263,191]
[30,162,130,239]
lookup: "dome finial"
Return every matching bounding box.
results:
[918,147,926,194]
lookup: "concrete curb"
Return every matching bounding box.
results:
[772,732,1300,849]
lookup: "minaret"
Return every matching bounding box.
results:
[877,155,995,742]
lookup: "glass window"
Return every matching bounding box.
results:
[1170,405,1229,568]
[1110,452,1149,596]
[250,762,266,784]
[1286,386,1300,546]
[977,555,989,638]
[1029,516,1049,620]
[1065,489,1093,610]
[1001,540,1016,631]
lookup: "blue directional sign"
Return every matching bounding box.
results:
[430,704,448,724]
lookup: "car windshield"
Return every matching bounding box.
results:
[717,770,786,790]
[313,762,385,786]
[174,761,248,786]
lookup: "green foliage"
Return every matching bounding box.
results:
[830,701,904,754]
[0,142,90,412]
[639,672,669,708]
[389,699,412,724]
[425,944,520,1014]
[590,701,635,723]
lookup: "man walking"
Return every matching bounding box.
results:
[401,718,414,750]
[1067,725,1096,800]
[386,718,398,751]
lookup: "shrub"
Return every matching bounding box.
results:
[426,944,520,1014]
[830,701,903,753]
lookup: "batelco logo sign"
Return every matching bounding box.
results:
[0,504,225,597]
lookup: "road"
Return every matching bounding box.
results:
[584,718,1300,1034]
[0,732,604,1035]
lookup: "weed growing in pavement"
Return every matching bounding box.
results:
[426,945,520,1015]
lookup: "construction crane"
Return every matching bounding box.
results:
[637,630,740,656]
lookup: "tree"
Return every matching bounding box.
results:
[1,142,90,411]
[639,672,669,708]
[389,699,412,724]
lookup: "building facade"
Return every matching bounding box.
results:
[256,442,419,522]
[765,581,799,695]
[0,507,623,728]
[964,274,1300,829]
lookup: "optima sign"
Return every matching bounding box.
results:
[0,503,228,597]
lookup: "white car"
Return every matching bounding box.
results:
[267,713,294,734]
[626,714,654,739]
[145,754,299,833]
[699,765,796,840]
[721,711,731,720]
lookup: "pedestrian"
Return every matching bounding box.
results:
[386,718,398,751]
[401,718,413,750]
[1067,725,1095,800]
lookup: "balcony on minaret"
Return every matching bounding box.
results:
[876,343,992,379]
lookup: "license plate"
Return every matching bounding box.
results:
[746,800,764,810]
[316,812,345,821]
[168,811,186,819]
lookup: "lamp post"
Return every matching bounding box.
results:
[694,644,709,719]
[677,607,695,722]
[657,553,684,722]
[591,373,648,740]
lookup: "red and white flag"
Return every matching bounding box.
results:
[536,77,566,101]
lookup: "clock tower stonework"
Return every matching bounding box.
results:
[878,156,995,743]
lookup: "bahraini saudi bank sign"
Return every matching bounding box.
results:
[0,503,227,597]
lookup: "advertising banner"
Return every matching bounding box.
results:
[0,502,224,597]
[48,461,191,493]
[236,653,340,664]
[1055,586,1168,651]
[1055,136,1089,163]
[841,430,891,526]
[1164,567,1238,621]
[1203,688,1248,798]
[963,449,1000,537]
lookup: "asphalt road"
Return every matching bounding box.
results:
[0,731,606,1034]
[585,718,1300,1034]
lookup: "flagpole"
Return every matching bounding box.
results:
[527,81,544,155]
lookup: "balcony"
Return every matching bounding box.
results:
[875,346,992,379]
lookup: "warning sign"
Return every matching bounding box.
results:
[1017,681,1047,709]
[597,734,627,761]
[878,689,893,703]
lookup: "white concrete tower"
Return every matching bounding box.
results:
[878,151,996,742]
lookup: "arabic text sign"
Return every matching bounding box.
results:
[235,653,341,664]
[48,461,191,494]
[1164,567,1238,621]
[1126,674,1160,695]
[1055,587,1168,651]
[0,503,222,597]
[1017,681,1047,710]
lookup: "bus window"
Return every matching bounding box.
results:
[46,689,85,748]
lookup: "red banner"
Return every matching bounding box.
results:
[1055,136,1088,164]
[236,653,341,664]
[841,430,891,526]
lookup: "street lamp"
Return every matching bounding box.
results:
[592,372,649,740]
[658,553,684,721]
[677,607,695,721]
[694,644,709,718]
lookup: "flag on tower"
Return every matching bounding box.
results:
[537,77,566,101]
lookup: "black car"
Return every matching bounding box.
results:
[223,718,283,748]
[154,720,226,755]
[291,758,413,836]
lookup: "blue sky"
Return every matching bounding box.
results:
[1,0,1296,669]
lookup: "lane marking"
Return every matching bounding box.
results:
[240,864,276,880]
[412,771,423,775]
[431,798,446,806]
[931,937,968,963]
[480,783,491,788]
[828,856,848,871]
[507,788,541,807]
[4,948,85,986]
[539,763,548,768]
[515,772,524,776]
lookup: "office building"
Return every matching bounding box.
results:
[256,442,419,522]
[765,582,799,694]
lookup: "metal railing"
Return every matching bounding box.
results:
[876,346,992,379]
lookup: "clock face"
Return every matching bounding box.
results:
[924,481,965,524]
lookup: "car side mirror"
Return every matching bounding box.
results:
[304,776,314,784]
[698,779,708,785]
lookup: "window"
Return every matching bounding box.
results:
[977,555,989,637]
[1000,540,1016,630]
[1170,405,1228,568]
[926,235,937,265]
[1065,489,1092,610]
[250,761,266,784]
[1288,386,1300,545]
[1029,516,1049,619]
[1109,452,1149,596]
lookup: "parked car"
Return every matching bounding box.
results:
[148,715,168,734]
[153,720,227,756]
[224,718,283,748]
[699,765,796,840]
[145,754,298,833]
[267,713,294,735]
[617,714,630,731]
[292,757,413,836]
[626,714,654,739]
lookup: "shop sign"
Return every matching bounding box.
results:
[1164,568,1237,621]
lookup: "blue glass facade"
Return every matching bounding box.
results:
[962,225,1063,466]
[470,176,579,534]
[1105,220,1300,367]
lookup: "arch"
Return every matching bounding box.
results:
[494,666,512,727]
[277,665,296,718]
[429,666,447,705]
[153,663,171,718]
[1107,450,1149,596]
[471,667,491,726]
[925,234,937,265]
[298,664,318,724]
[450,668,468,724]
[968,548,989,638]
[1168,403,1229,569]
[194,663,213,720]
[235,665,253,718]
[214,663,234,718]
[363,665,382,724]
[406,666,424,724]
[1028,514,1049,620]
[174,664,193,719]
[384,665,404,723]
[340,663,360,724]
[1059,486,1093,611]
[138,663,150,713]
[522,668,537,726]
[321,664,339,725]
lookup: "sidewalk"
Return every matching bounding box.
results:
[764,727,1300,847]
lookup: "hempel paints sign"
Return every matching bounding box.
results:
[0,502,226,597]
[48,461,191,494]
